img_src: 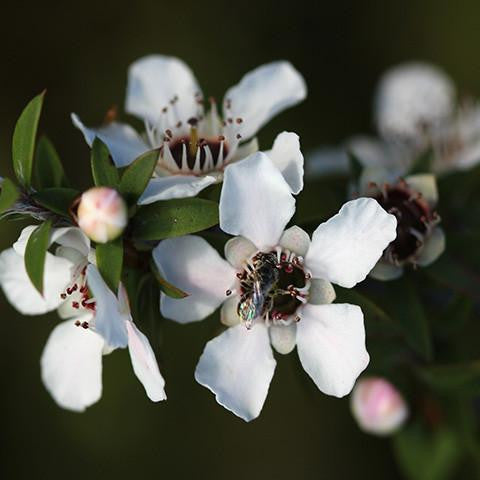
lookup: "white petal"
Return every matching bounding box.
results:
[305,198,397,288]
[269,324,297,355]
[369,261,403,281]
[266,132,304,194]
[153,236,235,323]
[86,265,128,348]
[72,113,148,168]
[220,152,295,249]
[308,278,336,305]
[416,227,446,267]
[279,225,311,257]
[230,137,259,162]
[220,295,241,327]
[224,61,306,139]
[296,303,369,397]
[138,175,217,204]
[195,323,276,422]
[126,321,166,402]
[12,225,37,255]
[305,147,349,178]
[224,236,257,269]
[0,249,73,315]
[404,173,438,206]
[125,55,201,124]
[41,318,104,412]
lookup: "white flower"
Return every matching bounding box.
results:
[0,226,166,411]
[152,150,397,421]
[375,62,455,144]
[350,377,408,436]
[359,172,445,281]
[72,55,307,203]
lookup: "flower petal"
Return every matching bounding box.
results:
[305,198,397,288]
[404,173,438,206]
[296,303,369,397]
[125,55,201,124]
[153,236,235,323]
[0,249,73,315]
[305,147,349,179]
[195,323,276,422]
[220,152,296,249]
[86,265,128,348]
[308,278,336,305]
[71,113,148,168]
[416,227,446,267]
[269,324,297,355]
[369,261,403,281]
[279,225,311,257]
[138,175,217,204]
[266,132,304,194]
[126,321,167,402]
[220,295,241,327]
[40,318,104,412]
[224,236,257,269]
[224,61,306,139]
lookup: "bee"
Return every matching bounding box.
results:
[237,252,280,328]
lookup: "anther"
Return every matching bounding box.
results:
[226,289,232,296]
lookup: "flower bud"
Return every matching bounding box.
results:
[77,187,127,243]
[350,377,408,436]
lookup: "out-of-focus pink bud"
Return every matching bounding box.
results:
[350,377,408,436]
[77,187,127,243]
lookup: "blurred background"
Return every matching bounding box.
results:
[1,0,479,478]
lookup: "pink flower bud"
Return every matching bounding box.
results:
[77,187,127,243]
[350,377,408,436]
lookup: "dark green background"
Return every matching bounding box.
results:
[1,1,479,478]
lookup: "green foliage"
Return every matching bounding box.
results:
[119,149,159,207]
[132,198,219,240]
[91,137,120,187]
[96,237,123,293]
[12,91,45,189]
[34,136,68,189]
[24,220,52,295]
[32,188,79,218]
[0,178,19,214]
[150,260,188,299]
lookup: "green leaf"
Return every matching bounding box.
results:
[417,360,480,394]
[24,220,52,295]
[34,136,68,189]
[91,137,120,187]
[32,188,79,218]
[347,150,363,181]
[12,91,45,189]
[0,178,19,214]
[408,148,434,175]
[96,237,123,293]
[150,260,188,298]
[132,198,219,240]
[423,254,480,300]
[119,149,159,206]
[393,422,462,480]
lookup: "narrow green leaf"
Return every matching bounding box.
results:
[0,178,19,214]
[119,149,159,206]
[417,360,480,394]
[32,188,79,218]
[91,137,120,187]
[150,260,188,298]
[12,91,45,188]
[132,198,219,240]
[347,150,363,181]
[96,237,123,293]
[24,220,52,295]
[34,136,68,189]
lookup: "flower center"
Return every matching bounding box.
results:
[370,179,439,265]
[228,249,311,329]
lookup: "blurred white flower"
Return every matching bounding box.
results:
[0,226,166,411]
[153,150,397,421]
[77,186,128,243]
[73,55,307,203]
[350,377,408,436]
[375,62,455,145]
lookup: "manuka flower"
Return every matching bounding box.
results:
[152,149,397,421]
[0,226,166,411]
[72,55,306,203]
